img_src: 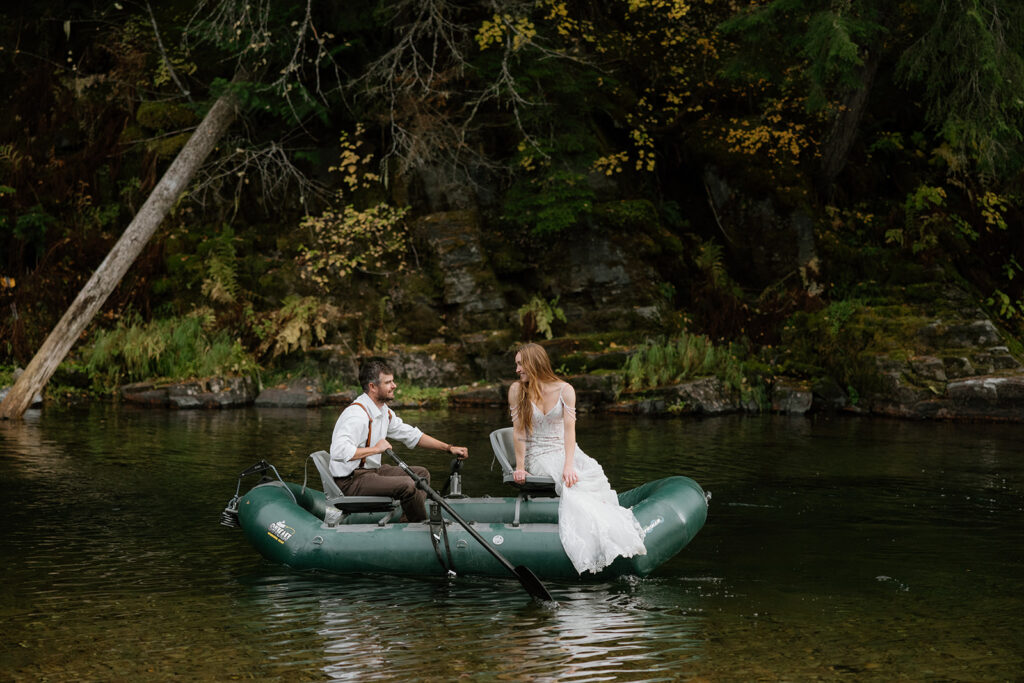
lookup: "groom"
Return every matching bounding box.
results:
[329,359,468,522]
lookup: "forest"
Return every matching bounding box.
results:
[1,0,1022,409]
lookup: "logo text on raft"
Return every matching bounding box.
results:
[643,517,663,534]
[268,520,295,543]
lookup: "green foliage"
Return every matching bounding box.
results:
[693,239,737,295]
[164,223,248,306]
[885,184,977,255]
[778,299,884,395]
[594,199,661,233]
[983,254,1024,325]
[5,0,1024,389]
[720,0,885,104]
[503,168,595,236]
[622,334,750,396]
[200,225,240,304]
[13,205,56,259]
[250,296,339,360]
[987,286,1024,321]
[298,201,409,289]
[896,0,1024,174]
[212,77,328,125]
[82,311,258,390]
[825,298,859,336]
[802,7,885,112]
[393,384,451,406]
[135,101,198,130]
[517,296,566,340]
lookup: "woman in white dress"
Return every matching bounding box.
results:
[509,343,647,574]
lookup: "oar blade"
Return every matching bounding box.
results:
[514,565,555,603]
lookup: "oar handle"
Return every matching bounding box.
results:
[385,449,554,602]
[387,450,513,568]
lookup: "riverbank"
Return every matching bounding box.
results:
[7,342,1024,424]
[5,279,1024,422]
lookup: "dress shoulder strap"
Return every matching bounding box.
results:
[558,383,576,420]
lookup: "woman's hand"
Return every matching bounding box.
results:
[562,465,578,488]
[513,468,528,484]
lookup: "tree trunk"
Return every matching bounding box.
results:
[816,47,882,201]
[0,85,241,420]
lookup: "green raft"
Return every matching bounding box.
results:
[223,430,709,581]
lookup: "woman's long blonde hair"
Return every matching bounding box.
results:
[513,343,561,435]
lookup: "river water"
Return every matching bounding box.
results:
[1,404,1021,681]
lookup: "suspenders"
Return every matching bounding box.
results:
[347,402,393,468]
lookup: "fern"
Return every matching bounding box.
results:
[517,296,567,340]
[82,311,257,390]
[623,334,757,400]
[201,226,240,304]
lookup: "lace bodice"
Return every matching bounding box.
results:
[523,397,575,471]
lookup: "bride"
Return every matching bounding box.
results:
[508,343,647,574]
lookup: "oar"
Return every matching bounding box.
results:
[385,449,555,603]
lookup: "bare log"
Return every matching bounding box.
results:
[0,84,241,420]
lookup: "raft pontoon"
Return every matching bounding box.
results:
[223,428,709,581]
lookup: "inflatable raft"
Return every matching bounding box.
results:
[222,429,709,581]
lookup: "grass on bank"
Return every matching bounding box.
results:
[623,333,746,390]
[15,314,775,411]
[82,312,258,392]
[623,333,768,408]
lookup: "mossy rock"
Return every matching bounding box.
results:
[146,132,192,159]
[460,329,519,356]
[136,101,198,130]
[118,123,146,145]
[555,349,631,374]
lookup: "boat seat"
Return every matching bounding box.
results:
[304,451,401,525]
[489,427,558,496]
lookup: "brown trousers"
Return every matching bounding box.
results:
[334,464,431,522]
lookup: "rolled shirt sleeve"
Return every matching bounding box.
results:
[386,412,423,449]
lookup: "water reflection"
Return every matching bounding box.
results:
[2,405,1022,680]
[236,574,708,682]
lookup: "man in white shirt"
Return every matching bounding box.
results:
[329,359,469,522]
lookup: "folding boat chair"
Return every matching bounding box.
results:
[489,427,558,496]
[304,450,401,527]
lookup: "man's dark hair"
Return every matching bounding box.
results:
[359,359,394,392]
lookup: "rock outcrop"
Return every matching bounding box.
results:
[254,377,324,408]
[859,290,1024,421]
[121,376,257,409]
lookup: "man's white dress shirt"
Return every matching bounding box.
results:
[328,393,423,478]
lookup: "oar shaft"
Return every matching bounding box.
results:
[386,449,553,602]
[392,455,516,571]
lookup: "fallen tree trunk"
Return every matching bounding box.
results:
[0,84,241,420]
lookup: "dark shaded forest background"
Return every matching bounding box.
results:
[1,0,1022,398]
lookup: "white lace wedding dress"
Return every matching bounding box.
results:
[519,396,647,574]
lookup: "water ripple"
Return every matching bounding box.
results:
[2,407,1023,681]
